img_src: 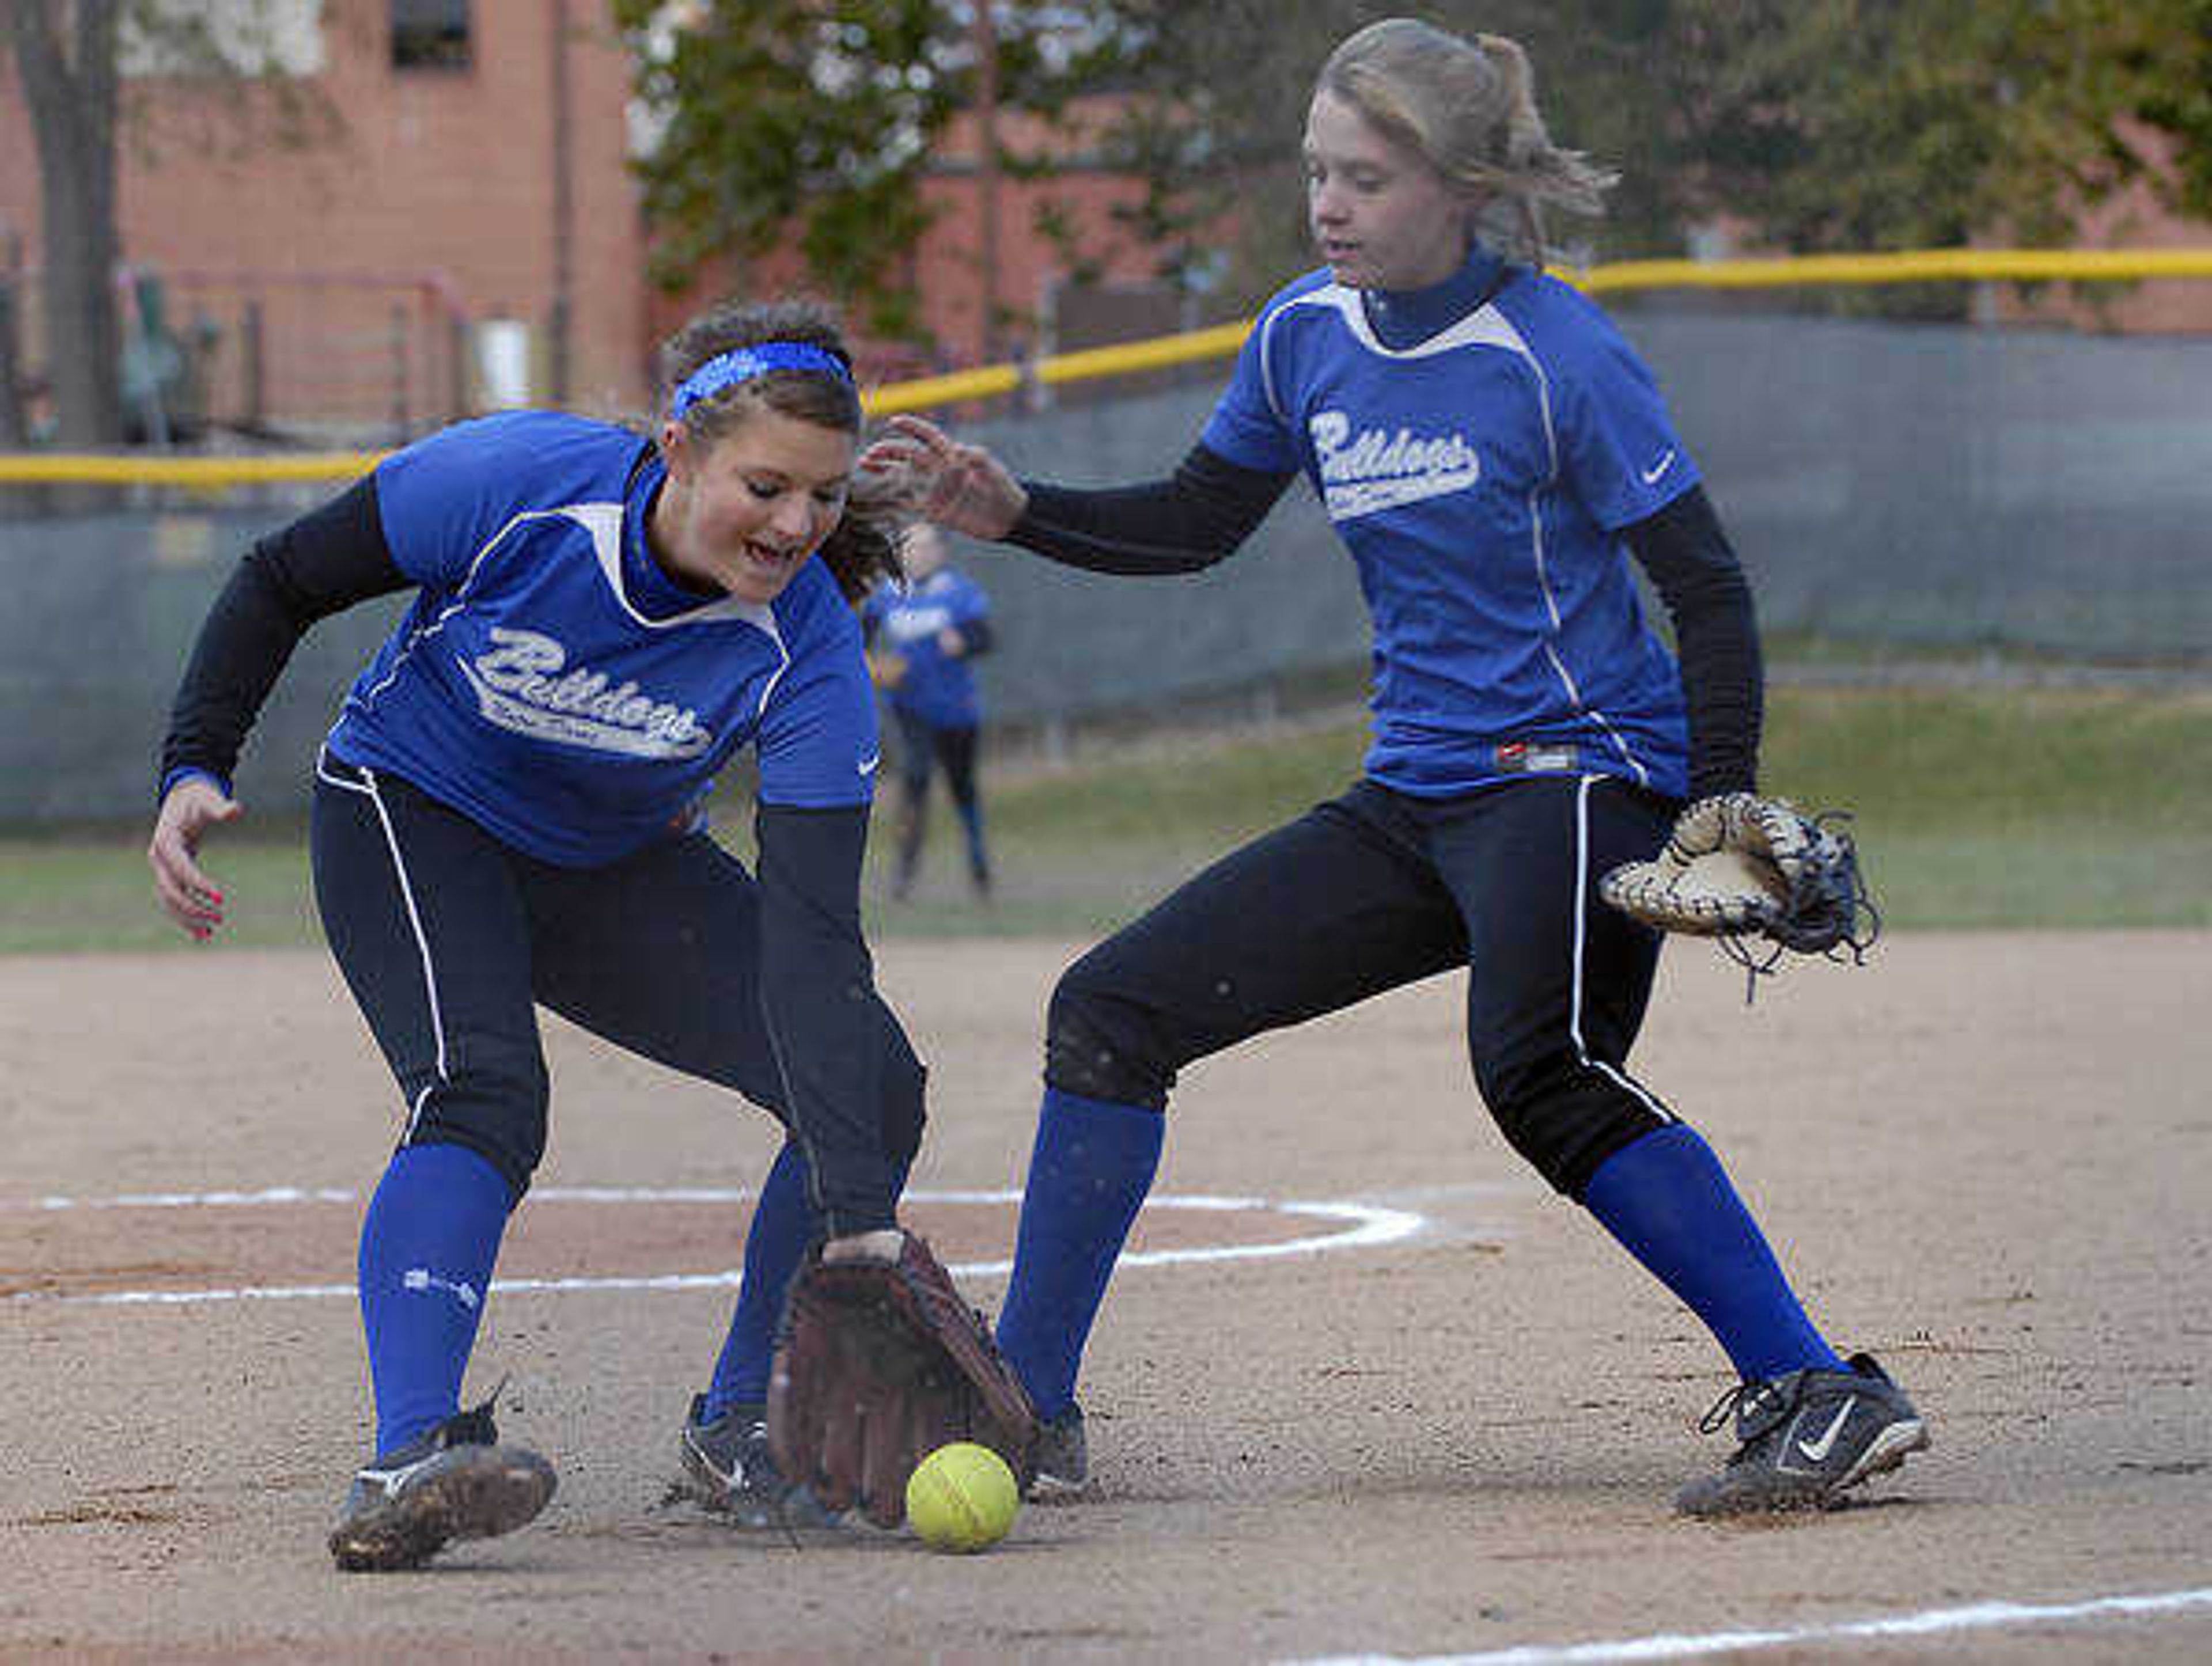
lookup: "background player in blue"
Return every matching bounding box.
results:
[869,17,1927,1517]
[862,523,996,898]
[147,299,938,1569]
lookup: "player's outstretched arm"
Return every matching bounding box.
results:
[872,420,1290,577]
[148,775,243,940]
[861,415,1028,540]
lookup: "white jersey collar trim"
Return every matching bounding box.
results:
[1285,282,1536,363]
[568,501,781,637]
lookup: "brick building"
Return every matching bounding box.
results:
[2,3,2204,446]
[1,1,638,437]
[0,0,1172,444]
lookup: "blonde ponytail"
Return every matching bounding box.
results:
[1320,19,1616,264]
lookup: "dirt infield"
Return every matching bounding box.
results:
[4,931,2210,1663]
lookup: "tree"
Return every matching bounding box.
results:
[2035,0,2212,221]
[615,1,1127,346]
[1628,0,2212,316]
[6,3,124,446]
[2,0,339,447]
[1047,1,2212,322]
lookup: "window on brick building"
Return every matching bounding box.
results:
[392,0,471,70]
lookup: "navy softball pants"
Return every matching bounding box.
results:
[1043,773,1680,1198]
[890,704,987,888]
[308,753,927,1197]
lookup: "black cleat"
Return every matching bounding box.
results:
[329,1399,556,1571]
[676,1395,839,1529]
[1676,1352,1929,1516]
[1026,1402,1089,1498]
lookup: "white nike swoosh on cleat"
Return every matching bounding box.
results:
[359,1451,442,1496]
[1797,1397,1857,1462]
[694,1451,737,1487]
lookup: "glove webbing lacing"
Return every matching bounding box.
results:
[1720,810,1882,1005]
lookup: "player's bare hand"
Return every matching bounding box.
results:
[859,415,1027,540]
[148,776,242,941]
[823,1221,907,1257]
[821,1228,906,1264]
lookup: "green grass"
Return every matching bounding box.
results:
[0,822,321,953]
[10,680,2208,955]
[1755,682,2212,929]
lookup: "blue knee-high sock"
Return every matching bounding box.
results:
[703,1140,819,1417]
[995,1088,1166,1419]
[702,1141,914,1417]
[357,1142,513,1458]
[1582,1123,1846,1383]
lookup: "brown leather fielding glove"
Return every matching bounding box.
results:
[766,1231,1038,1528]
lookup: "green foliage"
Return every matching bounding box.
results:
[1065,0,1700,306]
[615,1,946,339]
[0,822,319,954]
[1654,0,2212,315]
[1034,1,2212,322]
[2058,0,2212,221]
[607,2,2212,344]
[1755,682,2212,929]
[943,682,2212,934]
[14,682,2203,952]
[613,1,1116,344]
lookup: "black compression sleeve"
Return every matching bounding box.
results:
[158,476,408,793]
[1623,485,1764,798]
[1007,442,1293,575]
[755,800,897,1236]
[955,617,994,656]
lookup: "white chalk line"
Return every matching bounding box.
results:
[17,1190,2203,1661]
[16,1185,2203,1662]
[1285,1585,2212,1665]
[3,1187,1427,1308]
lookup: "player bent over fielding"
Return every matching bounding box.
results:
[869,17,1927,1517]
[150,299,979,1568]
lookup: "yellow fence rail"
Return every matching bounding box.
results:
[6,247,2209,486]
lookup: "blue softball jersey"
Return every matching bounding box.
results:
[1201,263,1699,799]
[325,411,878,865]
[863,568,991,729]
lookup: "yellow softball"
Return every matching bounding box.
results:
[906,1441,1019,1553]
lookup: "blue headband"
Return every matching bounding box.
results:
[669,341,853,418]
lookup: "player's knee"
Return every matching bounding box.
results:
[1042,967,1173,1110]
[877,1022,929,1168]
[405,1048,550,1198]
[1475,1050,1665,1197]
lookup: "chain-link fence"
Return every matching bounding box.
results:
[4,308,2209,822]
